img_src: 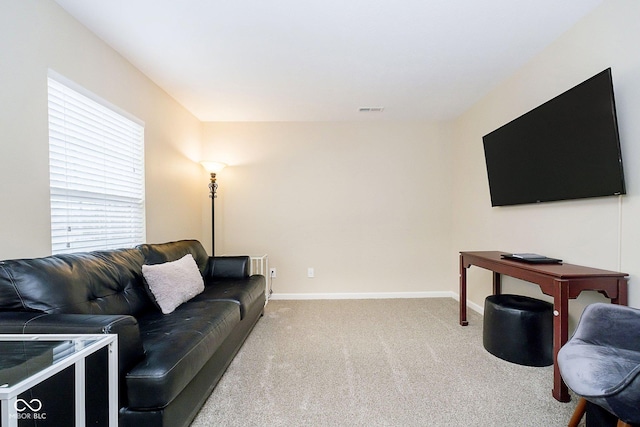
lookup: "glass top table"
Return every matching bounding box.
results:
[0,334,117,427]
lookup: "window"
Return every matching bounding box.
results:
[47,71,145,254]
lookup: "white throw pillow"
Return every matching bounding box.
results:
[142,254,205,314]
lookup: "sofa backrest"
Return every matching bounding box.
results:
[137,239,209,274]
[0,248,151,315]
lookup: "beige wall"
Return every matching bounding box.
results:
[202,121,454,295]
[0,0,206,259]
[203,0,640,308]
[451,0,640,319]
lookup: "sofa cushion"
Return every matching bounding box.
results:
[193,275,265,319]
[126,300,240,409]
[0,248,151,315]
[138,240,209,275]
[142,254,204,314]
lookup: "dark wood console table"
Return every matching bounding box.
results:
[459,251,628,402]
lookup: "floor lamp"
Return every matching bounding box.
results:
[200,161,226,256]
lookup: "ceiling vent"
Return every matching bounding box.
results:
[358,107,384,113]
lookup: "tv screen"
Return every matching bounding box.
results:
[483,68,625,207]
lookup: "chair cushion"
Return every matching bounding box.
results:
[126,300,240,409]
[559,342,640,398]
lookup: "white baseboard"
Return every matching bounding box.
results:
[270,291,454,300]
[270,291,485,315]
[448,293,484,315]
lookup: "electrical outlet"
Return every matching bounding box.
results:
[270,268,276,278]
[307,267,314,278]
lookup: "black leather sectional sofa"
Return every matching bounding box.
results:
[0,239,266,427]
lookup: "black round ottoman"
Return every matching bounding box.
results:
[483,294,553,367]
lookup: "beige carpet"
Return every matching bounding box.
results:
[191,298,582,426]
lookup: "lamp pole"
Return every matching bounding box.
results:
[200,161,226,256]
[208,172,218,256]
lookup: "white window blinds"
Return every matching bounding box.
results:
[48,73,145,254]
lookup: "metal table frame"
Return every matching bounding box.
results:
[0,334,118,427]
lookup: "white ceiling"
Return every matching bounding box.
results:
[54,0,603,122]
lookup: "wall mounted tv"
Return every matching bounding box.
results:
[482,68,625,207]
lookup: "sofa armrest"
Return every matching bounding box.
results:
[206,256,250,279]
[0,312,145,376]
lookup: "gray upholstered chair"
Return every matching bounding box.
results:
[558,303,640,427]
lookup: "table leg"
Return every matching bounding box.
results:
[613,278,628,306]
[459,255,468,326]
[552,280,570,402]
[75,358,86,427]
[108,339,118,427]
[1,397,17,427]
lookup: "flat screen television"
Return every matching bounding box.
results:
[482,68,625,207]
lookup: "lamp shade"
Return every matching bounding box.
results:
[200,161,227,174]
